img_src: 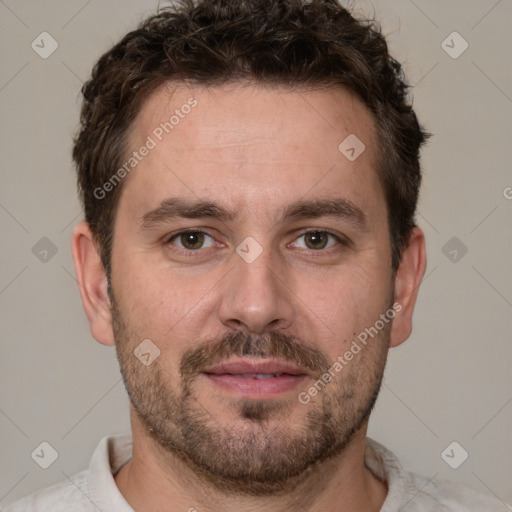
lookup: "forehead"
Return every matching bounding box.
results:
[120,81,383,221]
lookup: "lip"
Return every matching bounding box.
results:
[202,358,308,398]
[203,359,307,376]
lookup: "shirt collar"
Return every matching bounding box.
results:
[87,433,134,512]
[85,434,401,511]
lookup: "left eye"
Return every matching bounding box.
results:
[167,230,216,250]
[291,231,342,250]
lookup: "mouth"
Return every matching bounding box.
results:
[202,359,309,398]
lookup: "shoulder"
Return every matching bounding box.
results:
[401,470,509,511]
[365,438,509,511]
[3,470,96,512]
[3,433,133,512]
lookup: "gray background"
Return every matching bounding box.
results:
[1,0,511,507]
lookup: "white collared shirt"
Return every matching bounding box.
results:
[4,434,508,511]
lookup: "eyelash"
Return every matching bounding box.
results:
[164,229,350,254]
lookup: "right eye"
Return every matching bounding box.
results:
[166,230,217,251]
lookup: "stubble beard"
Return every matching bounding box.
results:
[111,295,391,495]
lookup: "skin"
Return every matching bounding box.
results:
[72,81,426,512]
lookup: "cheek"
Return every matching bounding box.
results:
[297,264,391,356]
[113,257,219,351]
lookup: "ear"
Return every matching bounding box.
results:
[389,226,427,348]
[71,221,115,346]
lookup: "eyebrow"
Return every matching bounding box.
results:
[139,197,369,231]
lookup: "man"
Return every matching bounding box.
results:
[5,0,507,510]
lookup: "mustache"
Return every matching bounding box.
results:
[180,330,331,380]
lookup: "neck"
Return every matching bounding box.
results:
[114,412,387,512]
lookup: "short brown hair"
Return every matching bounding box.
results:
[73,0,430,278]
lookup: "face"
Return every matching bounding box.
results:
[108,82,396,493]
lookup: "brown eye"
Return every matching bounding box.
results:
[290,230,347,252]
[304,231,329,250]
[180,232,204,249]
[168,230,215,250]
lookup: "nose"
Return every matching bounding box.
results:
[217,246,295,334]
